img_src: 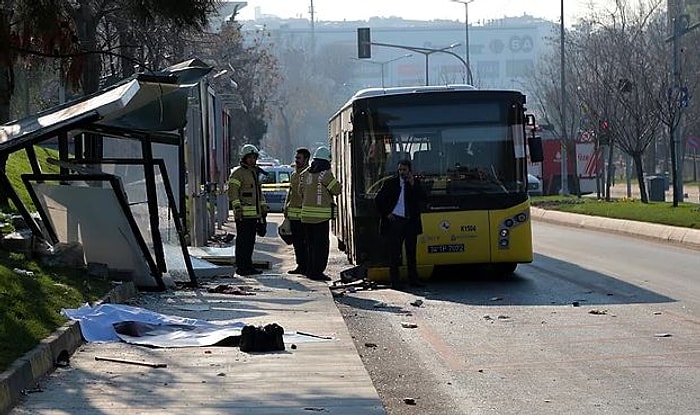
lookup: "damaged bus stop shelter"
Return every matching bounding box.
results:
[0,59,216,290]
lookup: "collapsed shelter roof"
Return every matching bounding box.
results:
[0,59,213,290]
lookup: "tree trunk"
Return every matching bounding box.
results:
[568,143,582,196]
[0,65,13,210]
[633,153,648,203]
[74,2,102,161]
[605,141,615,201]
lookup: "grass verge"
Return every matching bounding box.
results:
[0,250,113,371]
[1,145,113,371]
[531,195,700,229]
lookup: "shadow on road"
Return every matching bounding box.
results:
[343,253,676,308]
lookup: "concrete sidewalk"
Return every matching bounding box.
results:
[5,215,385,415]
[4,204,699,414]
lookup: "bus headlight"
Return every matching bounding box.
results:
[499,238,509,248]
[516,212,527,222]
[499,228,509,238]
[504,219,514,228]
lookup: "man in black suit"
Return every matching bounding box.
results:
[374,159,426,288]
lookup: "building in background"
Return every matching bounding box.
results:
[242,14,556,97]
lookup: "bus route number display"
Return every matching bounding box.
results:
[428,244,465,253]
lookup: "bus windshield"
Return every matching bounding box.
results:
[359,102,521,197]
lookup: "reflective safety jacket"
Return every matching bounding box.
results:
[299,168,341,224]
[284,164,307,220]
[228,164,267,219]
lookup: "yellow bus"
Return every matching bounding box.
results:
[329,85,543,281]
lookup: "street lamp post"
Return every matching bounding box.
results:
[369,41,463,86]
[352,54,412,88]
[420,45,459,86]
[451,0,474,84]
[559,0,568,195]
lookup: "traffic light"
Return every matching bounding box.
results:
[357,27,371,59]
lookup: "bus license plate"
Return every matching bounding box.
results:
[428,244,465,253]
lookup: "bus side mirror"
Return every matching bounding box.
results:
[528,135,543,163]
[525,114,536,127]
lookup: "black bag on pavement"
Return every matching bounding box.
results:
[239,323,285,352]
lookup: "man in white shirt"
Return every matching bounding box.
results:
[374,159,426,289]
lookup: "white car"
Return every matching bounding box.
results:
[527,174,543,196]
[259,166,293,212]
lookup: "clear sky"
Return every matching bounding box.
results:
[236,0,616,24]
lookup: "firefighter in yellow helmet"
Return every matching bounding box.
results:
[299,146,341,281]
[228,144,268,276]
[283,147,311,275]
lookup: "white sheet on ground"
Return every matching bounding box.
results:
[61,303,331,348]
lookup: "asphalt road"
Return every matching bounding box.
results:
[336,221,700,414]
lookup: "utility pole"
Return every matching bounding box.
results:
[667,7,700,206]
[559,0,568,195]
[451,0,475,84]
[309,0,315,51]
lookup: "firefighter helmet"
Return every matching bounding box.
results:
[240,144,260,159]
[313,146,331,161]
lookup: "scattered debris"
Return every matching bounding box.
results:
[291,344,297,350]
[21,385,43,395]
[497,315,510,320]
[572,301,580,307]
[403,398,417,405]
[329,278,377,292]
[217,372,226,376]
[401,322,418,329]
[364,342,378,348]
[207,284,255,295]
[588,309,607,315]
[410,299,423,307]
[211,232,235,244]
[478,369,484,373]
[303,407,327,412]
[653,311,662,315]
[12,267,34,277]
[483,315,494,321]
[654,333,672,338]
[297,331,333,340]
[373,302,388,308]
[94,356,167,368]
[54,350,70,368]
[339,265,367,283]
[490,297,502,302]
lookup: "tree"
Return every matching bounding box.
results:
[263,35,351,159]
[530,0,668,203]
[529,24,582,196]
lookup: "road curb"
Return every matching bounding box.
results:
[531,207,700,250]
[0,282,137,414]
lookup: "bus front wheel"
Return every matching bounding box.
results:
[493,263,517,276]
